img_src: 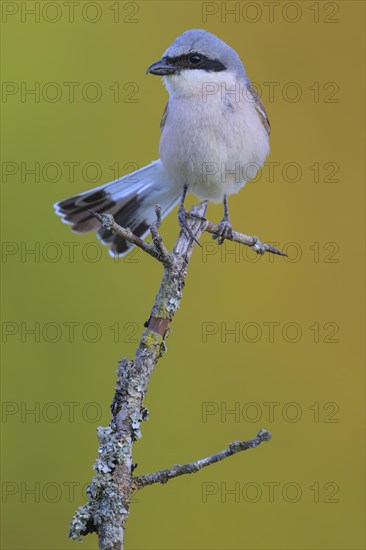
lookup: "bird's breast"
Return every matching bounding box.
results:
[160,92,269,202]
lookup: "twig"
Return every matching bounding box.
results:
[69,204,280,550]
[88,210,162,261]
[149,205,172,265]
[205,220,287,256]
[132,429,272,491]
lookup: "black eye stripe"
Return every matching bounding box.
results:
[165,53,226,73]
[165,53,205,66]
[197,58,227,72]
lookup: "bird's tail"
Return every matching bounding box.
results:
[54,160,181,257]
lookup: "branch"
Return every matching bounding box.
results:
[132,429,272,491]
[89,209,287,260]
[204,221,287,256]
[69,203,279,550]
[89,209,169,263]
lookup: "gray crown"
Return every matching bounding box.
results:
[163,29,247,81]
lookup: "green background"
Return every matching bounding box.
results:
[1,1,365,549]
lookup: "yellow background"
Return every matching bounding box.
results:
[1,1,365,549]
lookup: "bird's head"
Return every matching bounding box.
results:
[146,29,247,98]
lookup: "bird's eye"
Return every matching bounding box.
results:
[189,54,202,65]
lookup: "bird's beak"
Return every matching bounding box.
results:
[146,58,177,76]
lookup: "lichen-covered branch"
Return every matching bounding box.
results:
[69,203,279,550]
[132,429,272,491]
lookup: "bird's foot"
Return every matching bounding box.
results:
[212,216,233,245]
[178,205,201,246]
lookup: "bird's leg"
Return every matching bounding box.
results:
[212,195,233,245]
[178,185,202,246]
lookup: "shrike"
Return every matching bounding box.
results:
[54,29,270,256]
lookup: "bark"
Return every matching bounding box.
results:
[69,203,280,549]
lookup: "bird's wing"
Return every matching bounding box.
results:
[160,102,169,132]
[246,83,271,136]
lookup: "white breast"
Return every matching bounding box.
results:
[159,71,270,203]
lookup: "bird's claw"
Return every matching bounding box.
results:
[212,217,233,245]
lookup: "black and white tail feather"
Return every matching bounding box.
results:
[54,160,181,257]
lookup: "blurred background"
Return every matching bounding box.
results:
[1,1,365,549]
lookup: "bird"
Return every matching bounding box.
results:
[54,29,270,256]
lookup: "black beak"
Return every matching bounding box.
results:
[146,58,176,76]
